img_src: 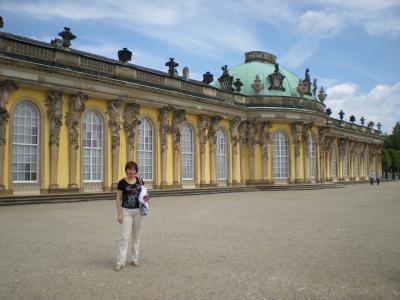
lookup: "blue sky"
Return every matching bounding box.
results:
[1,0,400,133]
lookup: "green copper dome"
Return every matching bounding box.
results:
[214,51,318,100]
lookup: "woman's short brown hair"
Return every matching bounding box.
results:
[125,161,138,173]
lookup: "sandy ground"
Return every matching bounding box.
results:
[0,182,400,300]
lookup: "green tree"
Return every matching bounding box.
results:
[388,149,400,172]
[382,149,392,171]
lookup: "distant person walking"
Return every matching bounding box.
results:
[376,173,380,186]
[114,161,149,271]
[369,170,375,185]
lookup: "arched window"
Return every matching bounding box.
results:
[12,101,40,182]
[272,131,289,182]
[331,144,337,178]
[181,124,194,180]
[138,118,153,181]
[82,110,104,182]
[310,135,317,178]
[216,129,227,180]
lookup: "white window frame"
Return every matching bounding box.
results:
[11,101,40,183]
[82,110,104,183]
[272,131,289,182]
[138,118,154,181]
[181,124,194,181]
[216,129,227,181]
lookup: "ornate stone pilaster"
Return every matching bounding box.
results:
[230,116,241,185]
[302,123,312,183]
[239,121,249,184]
[0,80,17,192]
[171,109,186,186]
[291,122,303,184]
[158,105,172,187]
[259,121,271,183]
[247,119,257,184]
[324,137,334,181]
[123,103,141,162]
[208,115,222,185]
[108,99,123,189]
[65,92,88,190]
[45,90,63,191]
[197,115,209,186]
[318,126,329,183]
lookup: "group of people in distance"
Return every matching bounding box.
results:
[369,170,380,185]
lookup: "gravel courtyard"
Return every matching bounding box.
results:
[1,182,399,300]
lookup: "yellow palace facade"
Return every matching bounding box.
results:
[0,29,384,195]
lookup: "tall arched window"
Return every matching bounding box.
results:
[12,101,40,182]
[310,135,317,178]
[82,110,104,182]
[181,124,194,180]
[272,131,289,182]
[138,118,153,181]
[331,143,337,178]
[216,129,227,180]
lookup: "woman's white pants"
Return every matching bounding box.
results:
[116,208,142,265]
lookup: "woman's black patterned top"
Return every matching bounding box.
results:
[117,177,144,209]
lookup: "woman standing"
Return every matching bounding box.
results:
[114,161,148,271]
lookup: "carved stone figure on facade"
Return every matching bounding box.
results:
[158,105,173,154]
[197,115,209,155]
[65,92,88,149]
[230,116,241,155]
[259,122,271,160]
[268,63,285,91]
[0,107,9,146]
[218,65,234,92]
[165,58,179,77]
[247,120,258,155]
[291,123,303,157]
[0,80,18,108]
[239,121,249,160]
[171,109,186,150]
[124,103,141,151]
[45,90,64,146]
[202,71,214,85]
[207,116,223,153]
[108,99,123,150]
[251,75,264,93]
[302,123,313,158]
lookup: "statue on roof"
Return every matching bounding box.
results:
[58,27,76,48]
[268,63,285,91]
[218,65,234,92]
[165,58,179,77]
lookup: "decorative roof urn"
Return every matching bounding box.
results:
[58,27,76,48]
[202,71,214,85]
[165,58,179,77]
[233,78,243,93]
[349,115,356,123]
[325,108,332,116]
[118,48,132,63]
[318,86,327,102]
[338,110,345,121]
[360,116,365,126]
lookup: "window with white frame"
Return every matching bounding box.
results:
[138,118,153,181]
[12,101,40,182]
[181,124,194,180]
[343,145,348,177]
[216,129,227,180]
[82,110,104,182]
[272,131,289,181]
[310,136,317,178]
[331,144,337,178]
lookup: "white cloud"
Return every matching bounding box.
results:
[325,82,400,133]
[299,10,344,37]
[280,38,319,68]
